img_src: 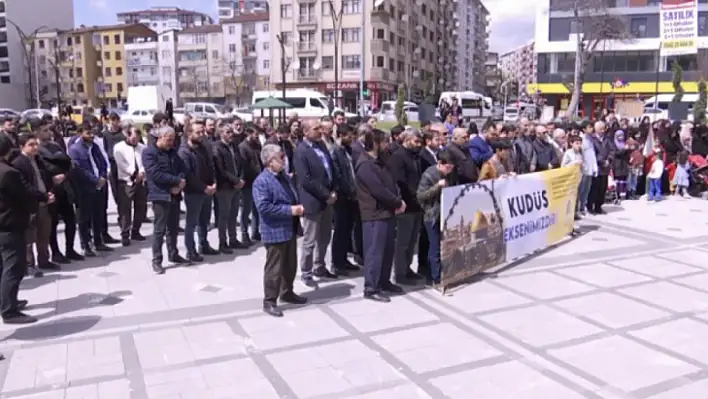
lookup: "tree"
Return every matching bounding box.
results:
[551,0,632,117]
[223,60,257,106]
[395,84,408,125]
[671,61,684,103]
[695,80,707,124]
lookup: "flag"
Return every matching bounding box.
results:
[643,123,655,157]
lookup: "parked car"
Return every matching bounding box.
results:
[172,107,186,125]
[233,106,253,122]
[375,104,419,123]
[21,108,52,120]
[124,109,157,125]
[0,108,20,119]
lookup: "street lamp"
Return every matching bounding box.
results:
[6,19,48,108]
[328,0,344,109]
[276,33,292,123]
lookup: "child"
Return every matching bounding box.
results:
[672,150,691,198]
[562,136,584,220]
[627,138,644,199]
[647,148,664,202]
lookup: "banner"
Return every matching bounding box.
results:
[660,0,698,57]
[439,165,580,288]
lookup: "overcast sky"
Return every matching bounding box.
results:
[483,0,539,54]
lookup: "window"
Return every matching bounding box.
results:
[105,67,112,77]
[75,36,81,44]
[104,83,112,92]
[264,77,270,87]
[104,51,110,60]
[557,52,575,73]
[117,83,123,93]
[322,56,334,69]
[630,17,647,38]
[667,54,697,71]
[263,23,269,33]
[280,4,292,18]
[701,15,708,36]
[322,2,331,15]
[38,39,44,48]
[0,76,9,84]
[0,61,7,72]
[376,56,384,67]
[76,67,83,77]
[116,67,123,75]
[115,51,122,60]
[212,50,219,58]
[67,37,73,46]
[161,50,171,58]
[263,42,269,50]
[263,59,270,69]
[77,83,84,93]
[322,29,334,43]
[0,2,4,12]
[229,44,236,53]
[113,34,121,44]
[195,34,206,44]
[228,25,235,34]
[280,32,292,44]
[103,35,109,45]
[343,0,360,14]
[341,55,361,69]
[0,18,5,29]
[162,34,170,42]
[342,28,361,43]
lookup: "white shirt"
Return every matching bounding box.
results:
[648,158,664,179]
[113,141,145,184]
[86,144,100,178]
[426,147,437,162]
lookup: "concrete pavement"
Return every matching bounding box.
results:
[1,197,708,398]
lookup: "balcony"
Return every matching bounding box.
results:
[127,56,157,67]
[370,67,390,81]
[370,39,389,53]
[243,52,257,59]
[297,14,317,27]
[241,32,256,41]
[298,68,318,80]
[297,41,317,53]
[371,8,390,25]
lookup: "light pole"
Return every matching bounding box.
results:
[359,0,366,116]
[328,0,343,109]
[276,33,292,123]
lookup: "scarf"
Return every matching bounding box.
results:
[614,130,625,150]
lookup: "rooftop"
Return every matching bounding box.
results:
[116,7,211,17]
[221,12,269,24]
[179,25,223,34]
[71,23,157,36]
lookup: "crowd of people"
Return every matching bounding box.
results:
[0,106,702,324]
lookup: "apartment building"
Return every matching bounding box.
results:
[117,7,213,34]
[219,0,269,20]
[499,40,536,98]
[0,0,74,109]
[484,52,501,99]
[125,36,159,89]
[222,12,271,105]
[32,24,156,108]
[158,30,179,103]
[453,0,490,92]
[532,0,707,117]
[177,25,225,101]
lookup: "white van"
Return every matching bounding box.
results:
[252,89,355,119]
[183,102,232,120]
[642,94,696,122]
[439,91,492,120]
[374,100,417,121]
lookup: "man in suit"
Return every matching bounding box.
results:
[113,127,147,246]
[329,123,360,275]
[0,134,39,324]
[100,112,125,244]
[417,128,443,281]
[238,125,263,244]
[213,126,246,253]
[13,133,59,274]
[68,123,113,257]
[143,126,188,274]
[294,121,339,287]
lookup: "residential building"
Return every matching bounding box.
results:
[270,0,451,110]
[158,30,179,104]
[32,24,156,108]
[218,0,269,20]
[499,40,536,98]
[125,36,159,88]
[177,25,225,102]
[0,0,74,109]
[484,52,502,99]
[222,12,271,105]
[453,0,490,92]
[532,0,707,117]
[117,7,213,33]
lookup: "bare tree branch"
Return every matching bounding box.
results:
[223,58,258,106]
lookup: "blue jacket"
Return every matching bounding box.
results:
[293,140,337,215]
[67,140,107,192]
[142,144,185,202]
[252,170,298,244]
[468,135,493,167]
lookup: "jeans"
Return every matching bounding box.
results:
[151,198,180,264]
[215,189,241,245]
[577,175,593,212]
[393,213,422,281]
[240,187,260,238]
[0,231,27,318]
[424,220,441,283]
[184,193,211,253]
[627,170,639,193]
[77,188,106,249]
[362,218,396,294]
[648,178,662,200]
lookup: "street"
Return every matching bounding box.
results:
[1,198,707,398]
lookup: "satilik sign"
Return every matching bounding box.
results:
[660,0,698,56]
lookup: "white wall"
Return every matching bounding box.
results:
[158,31,179,103]
[255,21,270,77]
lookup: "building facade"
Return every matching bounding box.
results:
[222,12,271,105]
[531,0,708,117]
[158,30,179,103]
[125,37,159,88]
[177,26,225,102]
[453,0,490,92]
[499,40,537,99]
[0,0,74,109]
[218,0,269,20]
[484,52,501,100]
[117,7,213,34]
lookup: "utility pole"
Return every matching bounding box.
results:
[359,0,366,116]
[328,0,343,110]
[276,33,290,123]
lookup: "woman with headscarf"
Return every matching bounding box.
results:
[612,130,631,199]
[661,121,684,193]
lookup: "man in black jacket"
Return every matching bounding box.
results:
[238,125,263,244]
[178,120,218,262]
[101,113,126,241]
[329,123,360,274]
[213,126,247,253]
[387,129,424,285]
[355,129,405,302]
[447,128,479,184]
[589,121,614,215]
[0,134,39,324]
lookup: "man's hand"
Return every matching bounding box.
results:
[135,172,144,182]
[52,174,65,184]
[530,165,536,172]
[47,192,55,204]
[395,201,406,214]
[437,179,447,187]
[326,192,337,205]
[97,177,106,188]
[291,205,304,216]
[178,179,186,189]
[234,179,245,189]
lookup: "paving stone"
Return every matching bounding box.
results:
[328,296,438,333]
[619,281,708,313]
[554,293,670,329]
[554,263,653,288]
[629,318,708,364]
[610,256,703,278]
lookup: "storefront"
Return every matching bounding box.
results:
[276,80,396,113]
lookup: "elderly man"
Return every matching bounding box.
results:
[588,121,614,214]
[293,121,339,287]
[446,128,479,184]
[253,144,308,317]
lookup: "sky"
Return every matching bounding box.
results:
[75,0,536,54]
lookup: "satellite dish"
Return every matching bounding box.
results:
[373,0,384,7]
[313,62,320,70]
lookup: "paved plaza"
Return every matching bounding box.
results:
[1,198,708,398]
